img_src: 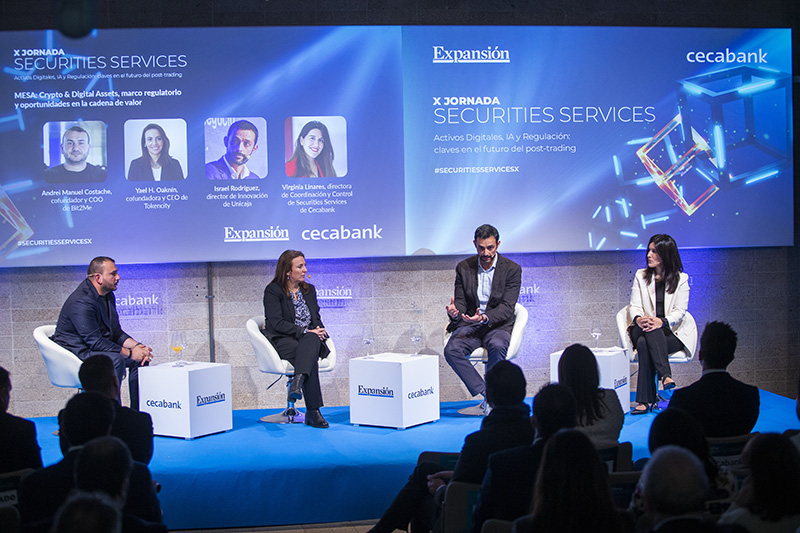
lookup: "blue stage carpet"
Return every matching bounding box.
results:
[31,390,796,530]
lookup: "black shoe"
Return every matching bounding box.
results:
[288,374,305,401]
[305,409,329,428]
[661,377,676,390]
[631,403,651,415]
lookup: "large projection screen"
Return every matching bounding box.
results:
[0,26,793,266]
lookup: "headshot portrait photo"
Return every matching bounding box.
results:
[42,121,108,184]
[284,116,347,178]
[124,118,187,182]
[204,117,267,180]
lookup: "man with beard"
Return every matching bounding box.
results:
[52,256,154,409]
[44,125,107,183]
[205,119,261,179]
[444,224,522,415]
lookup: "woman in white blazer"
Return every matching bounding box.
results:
[628,234,690,414]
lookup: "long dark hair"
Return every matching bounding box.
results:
[287,121,336,178]
[139,123,171,163]
[558,344,605,426]
[643,233,683,293]
[740,433,800,521]
[271,250,308,295]
[647,408,718,482]
[528,430,621,532]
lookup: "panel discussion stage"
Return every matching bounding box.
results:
[31,391,796,531]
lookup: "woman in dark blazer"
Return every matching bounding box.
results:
[262,249,330,428]
[127,123,184,181]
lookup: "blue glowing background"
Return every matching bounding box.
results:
[0,25,792,267]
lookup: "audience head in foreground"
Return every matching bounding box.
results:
[0,365,10,413]
[699,321,738,370]
[717,433,800,531]
[52,491,121,533]
[485,359,526,408]
[0,365,44,474]
[76,436,133,502]
[558,344,603,424]
[667,320,760,438]
[557,343,625,448]
[513,429,625,533]
[61,391,115,447]
[647,408,716,480]
[79,354,121,398]
[642,445,709,524]
[531,383,577,440]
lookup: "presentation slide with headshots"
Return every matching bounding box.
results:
[0,25,792,267]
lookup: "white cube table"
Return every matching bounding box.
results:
[349,353,439,429]
[549,346,630,414]
[139,361,232,439]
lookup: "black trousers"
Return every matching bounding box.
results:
[371,461,445,533]
[272,333,324,410]
[630,324,683,403]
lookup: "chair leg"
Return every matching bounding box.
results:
[259,375,305,424]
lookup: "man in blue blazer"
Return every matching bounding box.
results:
[444,224,522,410]
[668,321,760,437]
[52,257,153,409]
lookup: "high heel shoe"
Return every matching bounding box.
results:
[661,376,676,391]
[305,409,329,428]
[631,403,651,415]
[288,374,305,401]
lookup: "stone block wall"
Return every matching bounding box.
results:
[3,244,798,417]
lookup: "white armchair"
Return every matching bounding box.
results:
[443,303,529,415]
[246,316,336,424]
[33,325,82,389]
[443,303,528,363]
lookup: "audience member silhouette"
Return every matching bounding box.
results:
[631,408,738,527]
[512,429,632,533]
[791,373,800,454]
[58,355,154,464]
[668,321,759,437]
[640,445,746,533]
[51,491,121,533]
[75,436,167,532]
[717,433,800,533]
[368,360,535,533]
[18,392,162,529]
[471,383,577,533]
[0,366,42,473]
[557,343,624,448]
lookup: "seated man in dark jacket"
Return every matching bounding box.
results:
[668,321,760,438]
[471,383,577,532]
[369,360,535,533]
